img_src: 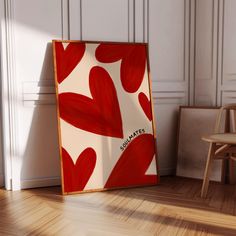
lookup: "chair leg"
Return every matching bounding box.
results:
[229,157,236,184]
[221,159,227,184]
[201,143,216,198]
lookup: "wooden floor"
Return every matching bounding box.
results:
[1,177,236,236]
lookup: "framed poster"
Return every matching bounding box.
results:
[176,106,222,181]
[53,40,158,194]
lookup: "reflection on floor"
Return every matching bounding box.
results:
[1,176,236,235]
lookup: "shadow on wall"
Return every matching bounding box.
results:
[20,43,61,189]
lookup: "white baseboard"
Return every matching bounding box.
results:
[19,168,175,190]
[21,176,61,189]
[0,173,4,187]
[159,167,176,176]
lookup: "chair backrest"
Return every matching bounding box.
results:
[214,104,236,133]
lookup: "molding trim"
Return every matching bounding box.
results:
[217,0,236,105]
[152,92,185,99]
[152,81,187,92]
[21,177,61,190]
[144,0,148,43]
[217,0,224,106]
[152,90,186,105]
[62,0,69,39]
[1,0,21,190]
[147,0,189,84]
[195,0,216,81]
[189,0,196,105]
[222,91,236,104]
[194,0,218,106]
[128,0,134,42]
[69,0,82,39]
[0,1,5,189]
[69,0,134,42]
[134,0,144,42]
[19,171,172,188]
[22,81,56,105]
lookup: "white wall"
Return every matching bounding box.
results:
[14,0,63,189]
[194,0,236,106]
[148,0,190,174]
[0,0,235,189]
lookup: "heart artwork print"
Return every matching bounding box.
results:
[53,40,159,194]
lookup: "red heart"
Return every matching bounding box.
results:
[105,133,158,188]
[59,66,123,138]
[95,44,146,93]
[55,42,85,83]
[138,92,153,121]
[62,147,96,193]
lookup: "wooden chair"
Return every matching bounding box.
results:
[201,104,236,198]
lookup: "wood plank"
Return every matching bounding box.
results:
[1,177,236,235]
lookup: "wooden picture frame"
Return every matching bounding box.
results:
[52,40,159,194]
[176,106,222,181]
